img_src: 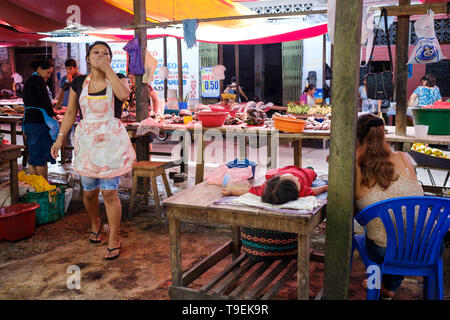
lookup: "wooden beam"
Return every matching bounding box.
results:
[163,37,168,103]
[235,45,240,102]
[218,44,224,94]
[394,0,410,136]
[133,0,149,161]
[322,34,326,91]
[124,9,328,29]
[374,2,448,16]
[177,38,183,102]
[323,0,363,300]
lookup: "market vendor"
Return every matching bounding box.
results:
[128,73,160,114]
[57,59,81,163]
[22,59,57,180]
[300,84,316,106]
[224,76,248,102]
[51,41,134,261]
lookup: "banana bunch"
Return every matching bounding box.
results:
[287,103,310,114]
[412,143,450,159]
[307,105,332,115]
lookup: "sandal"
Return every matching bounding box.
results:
[105,242,122,261]
[88,218,102,244]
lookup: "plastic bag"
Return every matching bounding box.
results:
[18,171,56,193]
[143,50,158,83]
[408,10,446,64]
[206,164,253,186]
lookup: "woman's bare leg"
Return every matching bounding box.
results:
[83,189,101,241]
[35,165,48,180]
[101,189,122,258]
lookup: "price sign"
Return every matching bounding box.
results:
[201,67,220,98]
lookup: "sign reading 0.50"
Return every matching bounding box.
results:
[201,67,220,98]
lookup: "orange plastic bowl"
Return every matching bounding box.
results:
[196,111,229,127]
[273,117,307,133]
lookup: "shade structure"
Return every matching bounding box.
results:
[89,19,328,45]
[0,0,254,34]
[0,25,43,45]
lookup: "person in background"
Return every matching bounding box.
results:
[300,84,316,107]
[224,76,248,102]
[127,73,159,114]
[408,74,442,108]
[126,73,155,157]
[22,59,57,180]
[57,59,81,163]
[359,77,380,113]
[58,59,81,108]
[355,113,424,299]
[51,41,133,261]
[11,72,24,97]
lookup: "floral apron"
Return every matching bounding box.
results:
[73,74,135,179]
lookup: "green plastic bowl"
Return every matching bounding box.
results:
[411,108,450,135]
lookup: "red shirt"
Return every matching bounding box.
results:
[248,166,317,198]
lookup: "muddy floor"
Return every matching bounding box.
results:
[0,143,449,300]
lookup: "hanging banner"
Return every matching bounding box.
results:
[148,38,199,101]
[201,67,220,98]
[109,42,128,75]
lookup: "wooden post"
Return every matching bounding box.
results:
[177,38,183,103]
[218,44,224,94]
[394,0,410,136]
[323,0,363,300]
[322,34,326,92]
[329,44,333,104]
[133,0,149,161]
[235,45,240,102]
[164,37,168,103]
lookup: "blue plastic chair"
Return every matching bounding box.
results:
[351,196,449,300]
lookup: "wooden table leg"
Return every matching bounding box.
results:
[269,131,279,169]
[231,226,241,260]
[297,233,310,300]
[195,130,205,185]
[10,158,19,204]
[293,139,302,168]
[169,216,183,287]
[10,123,17,145]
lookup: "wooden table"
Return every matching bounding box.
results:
[0,115,23,145]
[163,182,327,300]
[0,115,28,167]
[127,122,331,184]
[0,144,24,204]
[384,126,450,146]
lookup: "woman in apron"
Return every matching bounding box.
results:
[51,41,134,260]
[22,59,58,180]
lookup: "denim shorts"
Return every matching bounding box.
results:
[80,176,120,191]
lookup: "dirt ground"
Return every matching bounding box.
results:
[0,144,449,300]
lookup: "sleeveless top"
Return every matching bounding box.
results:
[355,170,424,247]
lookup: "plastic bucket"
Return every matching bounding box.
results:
[178,102,188,110]
[411,108,450,135]
[0,203,39,241]
[226,158,257,179]
[414,125,429,139]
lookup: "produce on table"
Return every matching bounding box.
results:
[411,143,449,159]
[304,116,331,131]
[287,103,310,114]
[245,109,267,126]
[224,115,244,125]
[287,103,332,116]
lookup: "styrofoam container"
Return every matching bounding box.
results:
[414,125,429,139]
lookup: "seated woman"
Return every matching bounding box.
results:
[222,165,328,204]
[355,113,423,299]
